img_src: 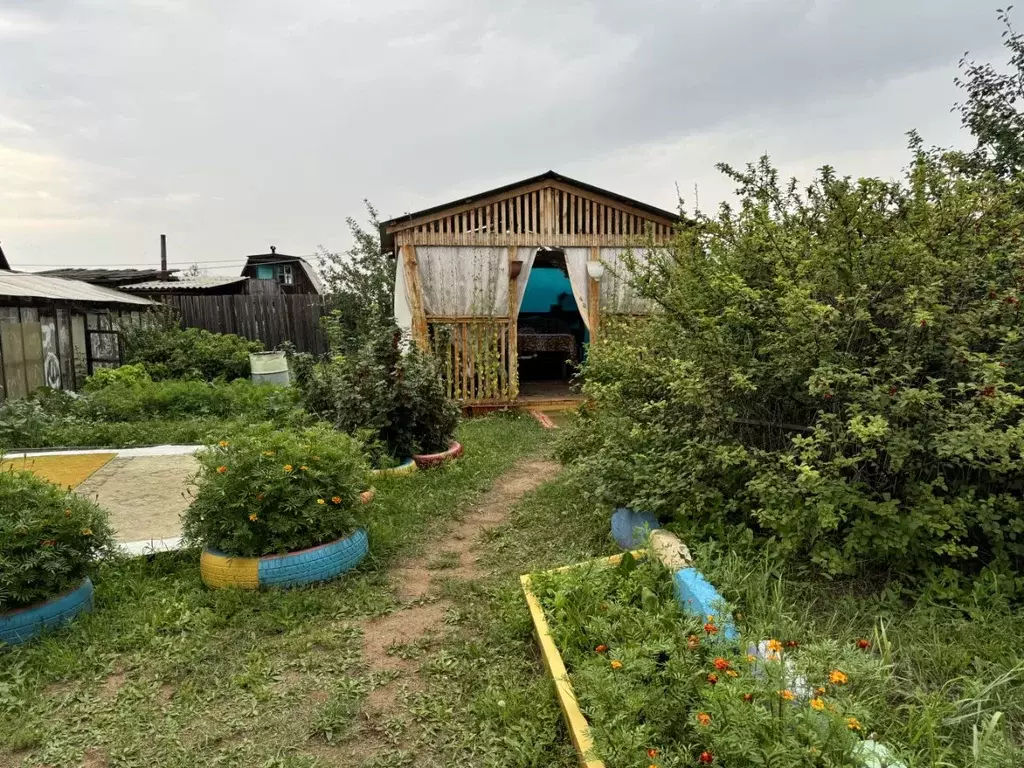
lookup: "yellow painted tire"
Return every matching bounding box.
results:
[200,550,260,590]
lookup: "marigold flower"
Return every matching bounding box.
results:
[810,698,825,711]
[64,509,72,518]
[726,669,738,677]
[256,493,264,501]
[746,654,756,663]
[856,638,871,650]
[688,635,700,650]
[300,465,309,471]
[647,748,658,759]
[331,496,342,504]
[816,686,826,696]
[766,639,783,653]
[249,513,258,522]
[703,622,719,635]
[697,712,711,727]
[317,498,326,505]
[713,657,730,671]
[829,669,849,685]
[699,751,714,764]
[81,528,93,536]
[218,441,229,447]
[706,673,718,685]
[610,660,623,670]
[595,644,608,654]
[284,465,293,472]
[42,539,56,547]
[742,693,754,703]
[785,640,799,649]
[846,717,862,731]
[216,466,227,474]
[779,689,795,701]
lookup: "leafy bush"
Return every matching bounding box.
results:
[293,317,458,462]
[531,553,889,767]
[559,151,1024,586]
[183,425,369,557]
[0,469,116,610]
[82,363,151,392]
[121,311,263,382]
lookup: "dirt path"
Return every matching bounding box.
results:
[339,454,561,762]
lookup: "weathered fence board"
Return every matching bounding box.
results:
[160,294,328,354]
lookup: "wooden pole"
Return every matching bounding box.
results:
[401,244,429,350]
[508,245,519,400]
[588,246,601,345]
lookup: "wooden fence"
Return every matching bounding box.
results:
[160,294,329,354]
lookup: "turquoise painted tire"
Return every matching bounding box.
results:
[202,529,370,590]
[0,578,94,647]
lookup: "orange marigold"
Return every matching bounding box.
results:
[610,660,623,670]
[766,639,783,653]
[713,657,730,671]
[856,638,871,650]
[703,622,719,635]
[846,717,862,731]
[647,748,658,759]
[283,464,293,472]
[810,698,825,711]
[829,669,849,685]
[779,689,795,701]
[742,693,754,703]
[688,635,700,650]
[697,712,711,727]
[595,644,608,654]
[706,673,718,685]
[216,466,227,474]
[300,465,309,471]
[699,751,714,764]
[331,496,342,504]
[249,513,258,522]
[218,440,229,447]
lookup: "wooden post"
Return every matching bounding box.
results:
[401,244,429,350]
[508,246,519,400]
[588,246,601,345]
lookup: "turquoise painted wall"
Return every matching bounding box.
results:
[520,267,577,313]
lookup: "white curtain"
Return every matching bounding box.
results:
[599,247,658,315]
[393,255,413,336]
[563,247,592,330]
[514,247,538,316]
[417,246,509,316]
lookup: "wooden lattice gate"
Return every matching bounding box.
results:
[428,317,517,404]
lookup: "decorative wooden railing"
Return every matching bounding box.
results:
[428,316,516,403]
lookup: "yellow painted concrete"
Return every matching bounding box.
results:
[1,453,117,489]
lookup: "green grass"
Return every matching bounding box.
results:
[0,414,548,768]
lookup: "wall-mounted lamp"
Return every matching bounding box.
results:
[586,260,605,281]
[509,259,524,280]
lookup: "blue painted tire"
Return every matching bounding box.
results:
[611,507,661,550]
[257,528,369,588]
[0,578,94,647]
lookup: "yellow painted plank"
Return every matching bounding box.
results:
[520,550,646,768]
[1,453,116,489]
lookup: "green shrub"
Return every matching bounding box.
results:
[559,152,1024,586]
[0,469,116,610]
[293,317,458,462]
[0,400,55,450]
[183,425,369,557]
[82,364,152,392]
[121,311,263,382]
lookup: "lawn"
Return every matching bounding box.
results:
[0,414,548,768]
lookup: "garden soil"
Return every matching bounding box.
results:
[73,455,199,542]
[349,454,561,760]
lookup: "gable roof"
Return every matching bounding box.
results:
[378,170,682,251]
[241,253,324,294]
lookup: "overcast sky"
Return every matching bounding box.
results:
[0,0,1007,274]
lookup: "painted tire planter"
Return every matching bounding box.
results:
[200,528,369,590]
[611,507,661,550]
[412,441,463,469]
[1,578,94,647]
[369,458,418,477]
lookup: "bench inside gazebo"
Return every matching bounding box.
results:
[382,170,680,409]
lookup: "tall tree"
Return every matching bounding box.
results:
[318,201,396,352]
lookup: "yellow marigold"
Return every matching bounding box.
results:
[697,712,711,727]
[249,513,258,522]
[779,689,795,701]
[810,698,825,711]
[81,528,93,536]
[746,654,756,663]
[766,639,783,653]
[283,464,293,472]
[726,669,738,677]
[829,669,849,685]
[846,717,862,731]
[610,660,623,670]
[317,498,326,505]
[216,466,227,474]
[218,440,229,447]
[816,686,826,696]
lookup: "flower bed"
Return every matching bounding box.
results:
[523,551,893,768]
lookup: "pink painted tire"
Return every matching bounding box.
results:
[412,441,463,469]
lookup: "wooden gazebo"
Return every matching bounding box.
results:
[381,171,679,406]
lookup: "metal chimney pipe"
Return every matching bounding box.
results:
[160,234,167,272]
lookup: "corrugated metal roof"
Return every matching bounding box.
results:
[121,276,249,291]
[36,268,176,285]
[0,271,156,305]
